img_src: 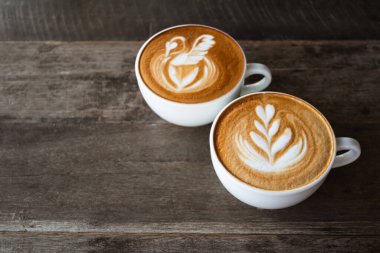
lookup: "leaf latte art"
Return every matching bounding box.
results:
[150,34,218,93]
[235,104,307,172]
[214,93,335,190]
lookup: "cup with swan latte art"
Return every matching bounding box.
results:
[210,92,361,209]
[135,24,272,126]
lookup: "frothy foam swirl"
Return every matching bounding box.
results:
[235,104,308,172]
[139,25,245,103]
[150,34,218,93]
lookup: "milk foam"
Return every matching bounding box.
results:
[235,104,307,172]
[150,34,218,93]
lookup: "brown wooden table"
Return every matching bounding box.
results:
[0,41,379,252]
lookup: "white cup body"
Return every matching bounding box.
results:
[210,147,330,209]
[136,69,242,126]
[135,24,268,127]
[209,92,339,209]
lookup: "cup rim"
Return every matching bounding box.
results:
[135,24,247,107]
[209,91,337,196]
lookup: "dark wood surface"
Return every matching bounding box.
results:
[0,0,380,41]
[0,41,380,252]
[0,233,379,253]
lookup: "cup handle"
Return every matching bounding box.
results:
[332,137,361,168]
[240,63,272,96]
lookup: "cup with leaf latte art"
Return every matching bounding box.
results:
[210,92,361,209]
[136,25,272,126]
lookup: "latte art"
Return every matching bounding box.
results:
[139,25,245,103]
[214,93,334,191]
[150,34,218,92]
[235,104,308,172]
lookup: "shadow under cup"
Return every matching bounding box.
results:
[209,92,361,209]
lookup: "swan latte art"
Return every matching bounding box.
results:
[214,93,335,191]
[139,25,245,103]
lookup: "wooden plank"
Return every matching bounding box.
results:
[0,0,379,41]
[0,41,379,237]
[0,41,379,125]
[0,233,379,253]
[0,122,379,235]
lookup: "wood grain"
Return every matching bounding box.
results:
[0,122,379,235]
[0,41,379,125]
[0,0,379,41]
[0,41,379,251]
[0,233,379,253]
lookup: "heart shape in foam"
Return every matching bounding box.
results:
[168,65,200,88]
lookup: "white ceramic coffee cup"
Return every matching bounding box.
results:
[135,24,272,127]
[209,92,361,209]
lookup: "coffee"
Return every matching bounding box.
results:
[139,25,245,103]
[214,93,334,191]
